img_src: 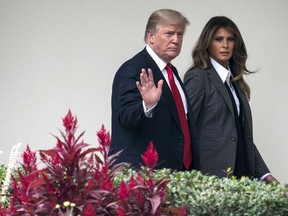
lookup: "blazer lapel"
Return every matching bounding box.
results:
[233,82,249,123]
[207,67,235,117]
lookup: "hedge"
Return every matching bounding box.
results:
[115,167,288,216]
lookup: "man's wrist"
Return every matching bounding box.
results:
[143,101,157,117]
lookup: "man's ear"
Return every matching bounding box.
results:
[147,32,154,44]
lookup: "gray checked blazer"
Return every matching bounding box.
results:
[184,66,270,178]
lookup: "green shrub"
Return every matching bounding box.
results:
[167,171,288,215]
[116,168,288,216]
[0,164,9,209]
[0,164,6,185]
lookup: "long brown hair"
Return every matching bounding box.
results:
[191,16,254,99]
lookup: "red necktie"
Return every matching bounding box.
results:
[166,63,192,169]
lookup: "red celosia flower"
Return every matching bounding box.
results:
[128,175,136,189]
[22,145,36,166]
[0,206,7,216]
[83,203,95,216]
[22,145,37,173]
[101,164,109,175]
[119,180,129,201]
[101,176,113,191]
[136,173,144,185]
[94,163,103,180]
[146,176,154,189]
[117,206,125,216]
[10,176,19,201]
[97,124,111,147]
[180,207,187,216]
[141,141,158,169]
[62,109,77,132]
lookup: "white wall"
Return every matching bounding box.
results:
[0,0,287,183]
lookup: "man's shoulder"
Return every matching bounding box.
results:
[119,48,143,64]
[120,48,154,70]
[113,49,149,79]
[128,49,147,63]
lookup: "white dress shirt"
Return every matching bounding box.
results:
[210,58,240,115]
[143,45,188,116]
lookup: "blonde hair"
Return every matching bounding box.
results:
[144,9,189,43]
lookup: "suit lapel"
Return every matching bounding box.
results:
[169,65,186,128]
[173,65,195,129]
[233,82,249,123]
[160,66,182,131]
[207,67,235,117]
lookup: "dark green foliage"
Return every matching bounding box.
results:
[116,168,288,216]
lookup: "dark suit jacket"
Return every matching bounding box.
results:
[183,66,270,178]
[110,48,199,170]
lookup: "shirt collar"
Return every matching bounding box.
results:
[210,57,232,83]
[146,45,167,71]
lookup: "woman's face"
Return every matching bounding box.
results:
[208,27,235,68]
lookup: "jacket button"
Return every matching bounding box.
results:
[231,137,236,141]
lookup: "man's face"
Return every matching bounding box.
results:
[148,24,185,63]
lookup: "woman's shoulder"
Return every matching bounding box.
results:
[184,66,209,79]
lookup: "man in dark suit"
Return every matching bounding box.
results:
[110,9,199,171]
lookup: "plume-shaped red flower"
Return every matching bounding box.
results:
[97,124,111,147]
[62,109,78,132]
[119,180,128,201]
[180,207,187,216]
[83,203,95,216]
[128,175,137,189]
[101,176,113,191]
[0,205,7,216]
[117,206,125,216]
[22,145,37,173]
[141,141,158,169]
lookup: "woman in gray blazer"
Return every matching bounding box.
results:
[184,16,279,183]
